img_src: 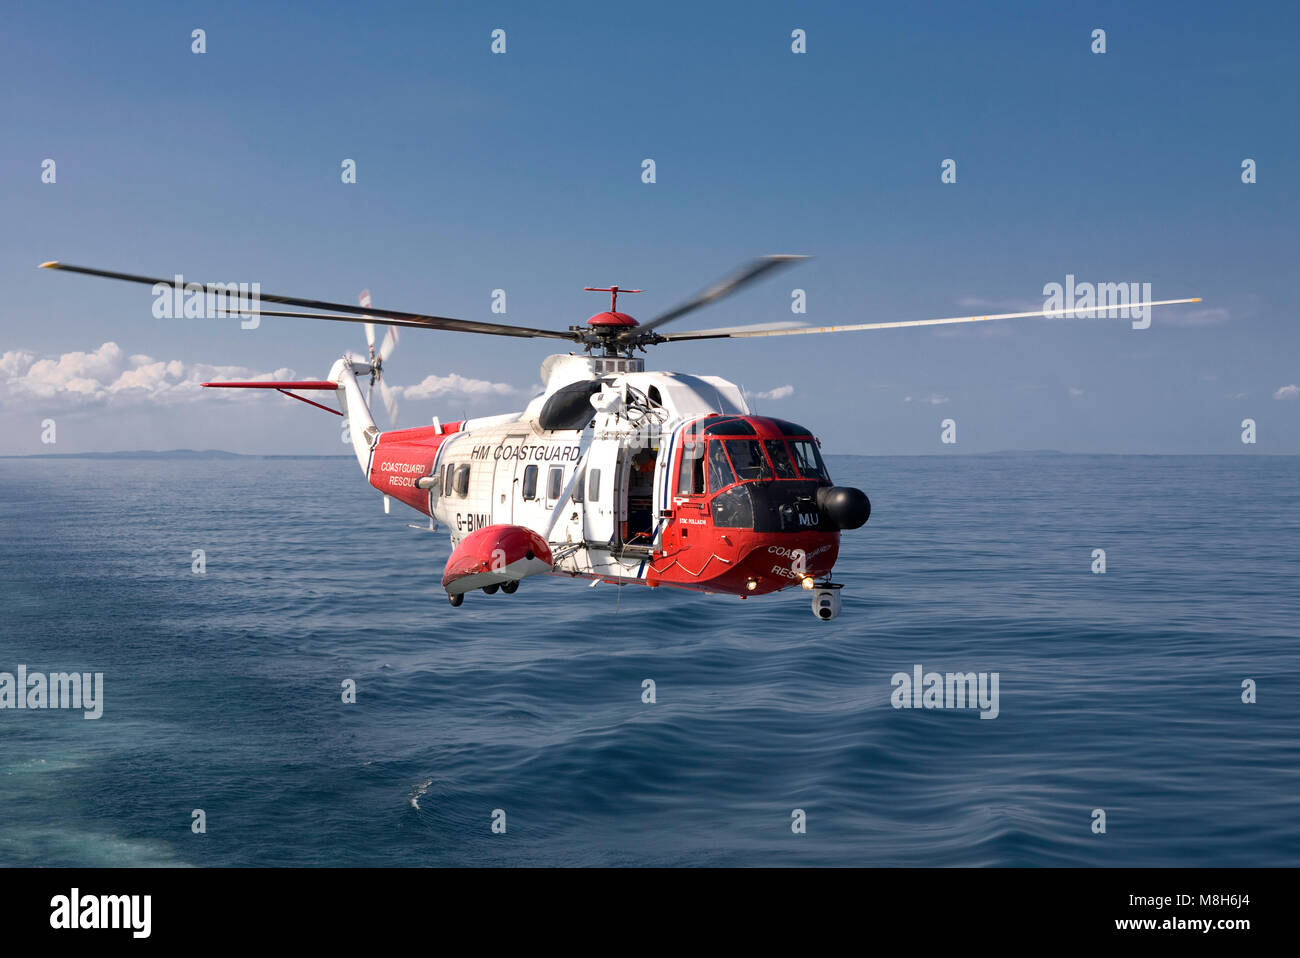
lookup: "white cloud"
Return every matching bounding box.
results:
[399,372,519,401]
[0,342,296,409]
[0,342,525,415]
[753,385,794,401]
[1068,386,1085,397]
[1273,384,1300,400]
[904,393,950,405]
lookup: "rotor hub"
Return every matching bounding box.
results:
[586,311,639,328]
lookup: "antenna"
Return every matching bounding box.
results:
[583,286,643,312]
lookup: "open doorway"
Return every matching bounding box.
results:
[623,444,658,545]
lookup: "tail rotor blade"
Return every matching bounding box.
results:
[360,290,376,359]
[379,380,399,425]
[379,326,400,364]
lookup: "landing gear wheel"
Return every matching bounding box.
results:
[447,593,464,607]
[483,583,500,595]
[500,580,519,595]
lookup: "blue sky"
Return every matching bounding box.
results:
[2,0,1297,454]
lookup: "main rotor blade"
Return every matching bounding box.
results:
[39,262,578,342]
[654,321,811,341]
[630,255,808,337]
[656,298,1204,341]
[156,305,562,338]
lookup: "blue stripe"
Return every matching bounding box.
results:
[659,422,685,507]
[648,516,667,556]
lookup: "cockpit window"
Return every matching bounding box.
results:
[770,418,815,437]
[789,439,830,481]
[704,417,757,436]
[711,486,753,529]
[679,441,705,494]
[764,439,798,479]
[707,441,736,492]
[724,439,772,481]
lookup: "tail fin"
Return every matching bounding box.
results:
[329,357,380,474]
[203,283,394,475]
[202,359,378,474]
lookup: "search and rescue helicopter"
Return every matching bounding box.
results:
[40,258,1201,619]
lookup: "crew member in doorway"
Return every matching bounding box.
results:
[627,447,657,542]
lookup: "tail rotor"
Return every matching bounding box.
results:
[359,289,401,425]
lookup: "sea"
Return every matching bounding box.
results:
[1,453,1297,867]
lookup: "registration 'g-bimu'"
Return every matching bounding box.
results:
[42,257,1201,619]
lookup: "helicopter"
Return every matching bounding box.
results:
[40,257,1200,619]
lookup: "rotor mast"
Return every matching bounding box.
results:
[577,286,644,357]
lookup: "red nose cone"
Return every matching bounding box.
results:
[587,311,639,327]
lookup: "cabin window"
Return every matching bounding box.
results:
[765,439,799,479]
[442,463,453,497]
[707,441,736,492]
[588,468,601,502]
[724,439,772,481]
[454,463,471,496]
[678,441,705,494]
[521,464,538,500]
[547,466,563,500]
[648,385,662,406]
[573,468,585,503]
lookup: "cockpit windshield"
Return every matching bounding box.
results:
[685,417,831,494]
[724,439,772,481]
[788,438,830,481]
[707,441,736,492]
[764,439,798,479]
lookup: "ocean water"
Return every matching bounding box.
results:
[0,453,1296,867]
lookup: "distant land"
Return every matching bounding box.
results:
[984,449,1066,456]
[0,449,352,460]
[1,448,1285,460]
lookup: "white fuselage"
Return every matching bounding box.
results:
[424,354,749,582]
